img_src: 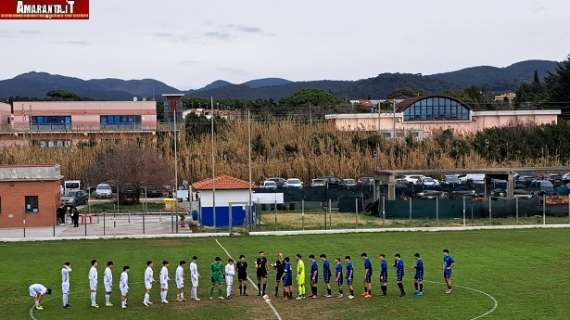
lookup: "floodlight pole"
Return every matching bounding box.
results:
[173,99,179,234]
[247,110,253,233]
[211,97,216,231]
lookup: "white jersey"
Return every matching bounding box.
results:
[225,264,235,277]
[61,266,72,293]
[144,266,154,289]
[119,271,129,294]
[88,266,98,290]
[29,284,47,297]
[104,267,113,291]
[160,266,170,288]
[175,265,184,288]
[190,262,199,285]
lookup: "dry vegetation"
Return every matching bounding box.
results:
[0,119,566,184]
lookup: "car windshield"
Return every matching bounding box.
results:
[97,185,111,190]
[264,181,276,186]
[64,191,77,197]
[288,179,301,183]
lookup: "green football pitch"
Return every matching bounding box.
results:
[1,228,569,320]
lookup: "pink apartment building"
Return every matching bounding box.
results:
[0,101,158,147]
[325,95,560,138]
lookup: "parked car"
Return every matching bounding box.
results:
[420,177,440,186]
[342,179,357,187]
[415,190,448,200]
[528,180,555,195]
[94,183,113,199]
[317,176,342,185]
[544,173,563,186]
[402,175,426,184]
[458,173,485,183]
[443,175,462,185]
[513,189,533,199]
[267,177,286,188]
[562,172,570,181]
[62,190,88,206]
[311,178,327,187]
[261,180,278,190]
[357,177,375,186]
[144,185,167,198]
[284,178,303,188]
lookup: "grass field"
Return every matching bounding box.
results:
[1,229,569,319]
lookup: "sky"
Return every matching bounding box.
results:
[0,0,569,89]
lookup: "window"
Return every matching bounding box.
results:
[100,115,142,129]
[31,116,72,131]
[25,196,39,214]
[403,96,470,121]
[32,140,72,149]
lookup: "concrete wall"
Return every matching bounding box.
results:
[0,180,61,228]
[198,189,250,207]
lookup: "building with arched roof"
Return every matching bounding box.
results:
[325,95,560,138]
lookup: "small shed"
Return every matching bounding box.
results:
[0,164,63,228]
[192,175,254,227]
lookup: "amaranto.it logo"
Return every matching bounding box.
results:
[0,0,89,20]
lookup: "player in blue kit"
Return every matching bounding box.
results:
[361,253,372,298]
[320,254,332,298]
[413,253,424,296]
[282,257,293,300]
[345,256,355,299]
[394,253,406,297]
[443,249,455,294]
[379,254,388,296]
[309,254,319,299]
[334,257,344,298]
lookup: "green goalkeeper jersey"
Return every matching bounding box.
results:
[210,262,224,282]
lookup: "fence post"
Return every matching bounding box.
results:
[301,200,305,231]
[435,197,439,224]
[515,197,519,224]
[382,196,386,225]
[103,212,106,236]
[274,199,277,232]
[355,198,359,227]
[229,203,233,236]
[84,208,87,237]
[52,207,56,238]
[23,215,26,238]
[488,197,492,223]
[328,199,332,230]
[542,194,546,225]
[409,198,412,220]
[142,212,146,235]
[462,196,466,227]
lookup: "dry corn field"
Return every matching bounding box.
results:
[0,119,566,184]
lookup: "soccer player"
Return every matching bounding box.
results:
[29,283,52,310]
[209,257,225,300]
[119,266,130,309]
[104,261,114,307]
[176,260,186,302]
[190,256,201,301]
[394,253,406,297]
[345,256,354,299]
[160,260,170,304]
[379,254,388,296]
[320,254,332,298]
[413,253,424,296]
[89,259,99,308]
[61,262,72,309]
[443,249,455,294]
[309,254,319,299]
[225,258,236,299]
[273,253,285,297]
[256,251,268,296]
[236,255,248,296]
[295,254,306,300]
[361,253,372,298]
[334,257,344,298]
[282,256,293,300]
[143,260,155,306]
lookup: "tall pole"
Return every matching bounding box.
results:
[211,97,216,230]
[247,110,253,232]
[392,99,396,138]
[173,99,179,233]
[377,102,381,135]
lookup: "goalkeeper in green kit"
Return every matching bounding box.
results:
[210,257,225,300]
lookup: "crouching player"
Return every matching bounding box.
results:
[29,283,52,310]
[119,266,130,309]
[282,257,293,299]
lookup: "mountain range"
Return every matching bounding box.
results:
[0,60,559,101]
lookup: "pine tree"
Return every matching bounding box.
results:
[545,54,570,103]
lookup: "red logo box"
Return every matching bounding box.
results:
[0,0,89,20]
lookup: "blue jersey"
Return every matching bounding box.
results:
[322,260,331,281]
[380,260,388,277]
[443,256,454,270]
[345,261,353,280]
[310,260,319,281]
[335,262,343,279]
[395,259,404,280]
[364,258,372,273]
[283,262,293,286]
[415,259,424,280]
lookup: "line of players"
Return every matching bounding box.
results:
[27,249,455,310]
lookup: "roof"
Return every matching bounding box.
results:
[192,175,254,190]
[0,164,63,182]
[396,95,472,113]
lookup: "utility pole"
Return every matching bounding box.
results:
[247,110,253,232]
[392,99,396,139]
[211,97,216,230]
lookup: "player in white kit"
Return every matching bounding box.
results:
[61,262,72,308]
[225,258,236,299]
[88,259,99,308]
[104,261,114,307]
[119,266,130,309]
[29,283,52,310]
[160,260,170,304]
[143,261,155,306]
[175,260,186,302]
[190,256,200,301]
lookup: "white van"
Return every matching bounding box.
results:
[64,180,81,193]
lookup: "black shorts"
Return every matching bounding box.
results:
[257,271,267,279]
[276,273,284,282]
[238,273,247,281]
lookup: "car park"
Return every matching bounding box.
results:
[311,178,327,187]
[458,173,485,183]
[420,177,440,186]
[402,175,425,184]
[284,178,303,188]
[342,179,357,187]
[261,180,278,190]
[267,177,286,188]
[62,190,88,206]
[94,183,113,199]
[317,176,342,185]
[443,175,462,185]
[528,180,555,195]
[357,177,375,186]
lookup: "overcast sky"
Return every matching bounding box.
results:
[0,0,569,89]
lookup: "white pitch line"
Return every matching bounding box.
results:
[215,238,283,320]
[424,280,498,320]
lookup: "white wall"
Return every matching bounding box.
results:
[198,189,251,207]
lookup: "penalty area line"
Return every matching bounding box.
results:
[215,238,283,320]
[424,280,498,320]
